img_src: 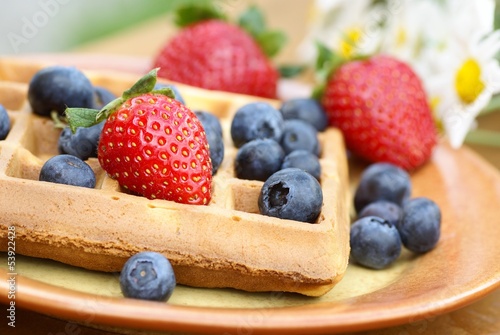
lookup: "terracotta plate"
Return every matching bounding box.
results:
[0,55,499,334]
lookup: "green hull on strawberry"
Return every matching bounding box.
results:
[66,69,212,205]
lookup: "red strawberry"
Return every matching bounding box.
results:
[66,69,212,205]
[320,55,437,170]
[153,5,284,99]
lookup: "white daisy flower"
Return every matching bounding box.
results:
[407,0,500,148]
[298,0,383,62]
[379,0,447,63]
[428,30,500,148]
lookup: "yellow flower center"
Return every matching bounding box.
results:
[396,27,407,47]
[339,27,362,59]
[429,96,443,132]
[455,58,485,104]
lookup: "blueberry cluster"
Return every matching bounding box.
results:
[27,66,111,188]
[230,99,328,223]
[29,66,222,189]
[350,163,441,269]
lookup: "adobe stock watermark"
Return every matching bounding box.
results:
[7,0,72,54]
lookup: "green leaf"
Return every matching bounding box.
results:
[237,5,286,58]
[122,68,159,99]
[256,30,287,58]
[65,108,101,133]
[238,6,266,38]
[95,97,124,124]
[151,87,176,100]
[174,2,226,27]
[278,64,307,78]
[312,42,348,100]
[315,41,335,75]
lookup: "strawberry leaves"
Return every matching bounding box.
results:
[238,6,286,58]
[174,2,226,28]
[312,42,369,100]
[172,3,286,59]
[66,68,176,133]
[122,68,159,99]
[65,108,102,133]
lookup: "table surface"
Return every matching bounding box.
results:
[2,1,499,334]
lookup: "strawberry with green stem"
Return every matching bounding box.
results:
[314,44,438,171]
[66,69,212,205]
[153,3,288,99]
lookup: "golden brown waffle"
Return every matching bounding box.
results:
[0,57,350,296]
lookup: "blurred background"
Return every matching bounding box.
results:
[0,0,308,65]
[0,0,499,167]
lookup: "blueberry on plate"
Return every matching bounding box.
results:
[230,102,284,148]
[28,66,95,117]
[280,119,320,156]
[58,122,105,160]
[120,251,176,302]
[154,83,186,105]
[279,98,328,131]
[0,104,10,140]
[354,163,412,213]
[350,216,402,269]
[357,200,402,228]
[93,86,117,109]
[281,150,321,181]
[235,139,284,181]
[39,154,96,188]
[398,197,441,254]
[258,168,323,223]
[195,110,223,138]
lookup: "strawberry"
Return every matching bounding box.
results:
[317,54,437,170]
[66,69,212,205]
[153,4,285,99]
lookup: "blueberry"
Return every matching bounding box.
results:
[58,122,105,160]
[398,197,441,254]
[154,83,186,105]
[195,110,224,174]
[258,168,323,223]
[0,104,10,140]
[230,102,284,148]
[281,150,321,181]
[195,110,223,138]
[28,66,95,117]
[279,98,328,131]
[39,154,96,188]
[235,139,284,181]
[204,123,224,175]
[354,163,412,213]
[93,86,117,109]
[280,119,320,156]
[350,216,402,269]
[357,200,402,228]
[119,251,176,302]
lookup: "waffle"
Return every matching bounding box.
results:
[0,57,350,297]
